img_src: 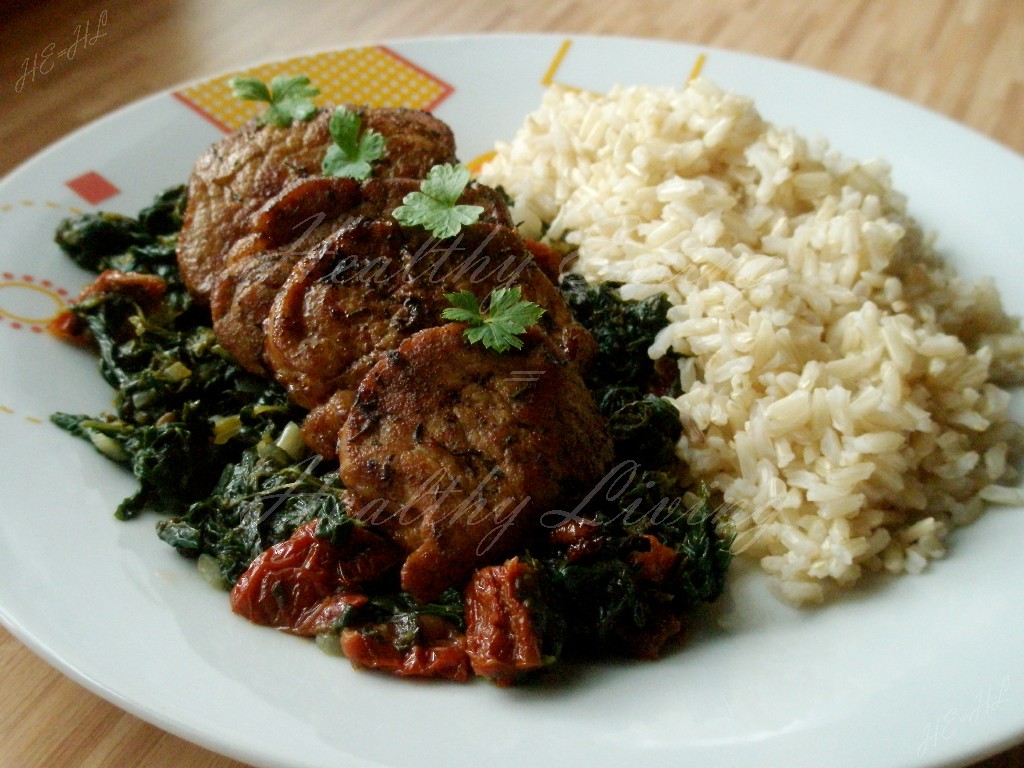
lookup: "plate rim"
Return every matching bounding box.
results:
[1,31,1022,768]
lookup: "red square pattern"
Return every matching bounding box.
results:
[66,171,120,205]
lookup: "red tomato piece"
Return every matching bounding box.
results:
[229,521,341,630]
[630,534,678,583]
[340,629,470,682]
[464,556,545,686]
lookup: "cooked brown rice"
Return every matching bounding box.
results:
[479,79,1024,604]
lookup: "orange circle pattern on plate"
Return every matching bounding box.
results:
[0,276,69,332]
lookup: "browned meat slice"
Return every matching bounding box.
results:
[300,389,356,458]
[210,176,514,376]
[359,108,459,177]
[337,323,613,602]
[210,177,362,374]
[243,174,364,251]
[177,106,457,304]
[263,218,595,414]
[262,217,408,409]
[211,244,305,375]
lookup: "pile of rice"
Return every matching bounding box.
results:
[479,79,1024,604]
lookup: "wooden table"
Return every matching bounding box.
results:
[1,1,1021,766]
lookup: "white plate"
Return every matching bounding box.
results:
[1,33,1022,768]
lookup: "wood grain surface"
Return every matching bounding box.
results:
[1,1,1022,767]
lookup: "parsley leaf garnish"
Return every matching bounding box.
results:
[442,287,546,352]
[393,163,485,239]
[321,107,387,180]
[230,74,319,128]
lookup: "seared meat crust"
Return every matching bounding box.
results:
[263,218,594,411]
[210,177,362,374]
[178,106,457,303]
[338,324,614,601]
[210,176,514,376]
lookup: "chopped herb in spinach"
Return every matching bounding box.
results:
[531,272,731,660]
[559,272,681,404]
[532,430,731,659]
[157,446,350,587]
[55,184,186,271]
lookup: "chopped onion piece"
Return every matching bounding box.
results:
[88,431,127,462]
[275,421,306,460]
[211,415,242,445]
[196,553,226,590]
[315,632,344,657]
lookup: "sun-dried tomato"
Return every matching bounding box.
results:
[340,628,470,682]
[335,526,403,590]
[47,269,167,344]
[464,556,545,686]
[230,521,342,630]
[47,309,89,345]
[630,534,678,583]
[80,269,167,304]
[231,519,406,634]
[292,593,368,637]
[548,516,604,561]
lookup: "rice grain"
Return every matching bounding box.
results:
[480,80,1024,604]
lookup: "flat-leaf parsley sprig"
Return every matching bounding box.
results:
[393,163,484,239]
[230,74,320,127]
[442,287,546,353]
[322,107,387,180]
